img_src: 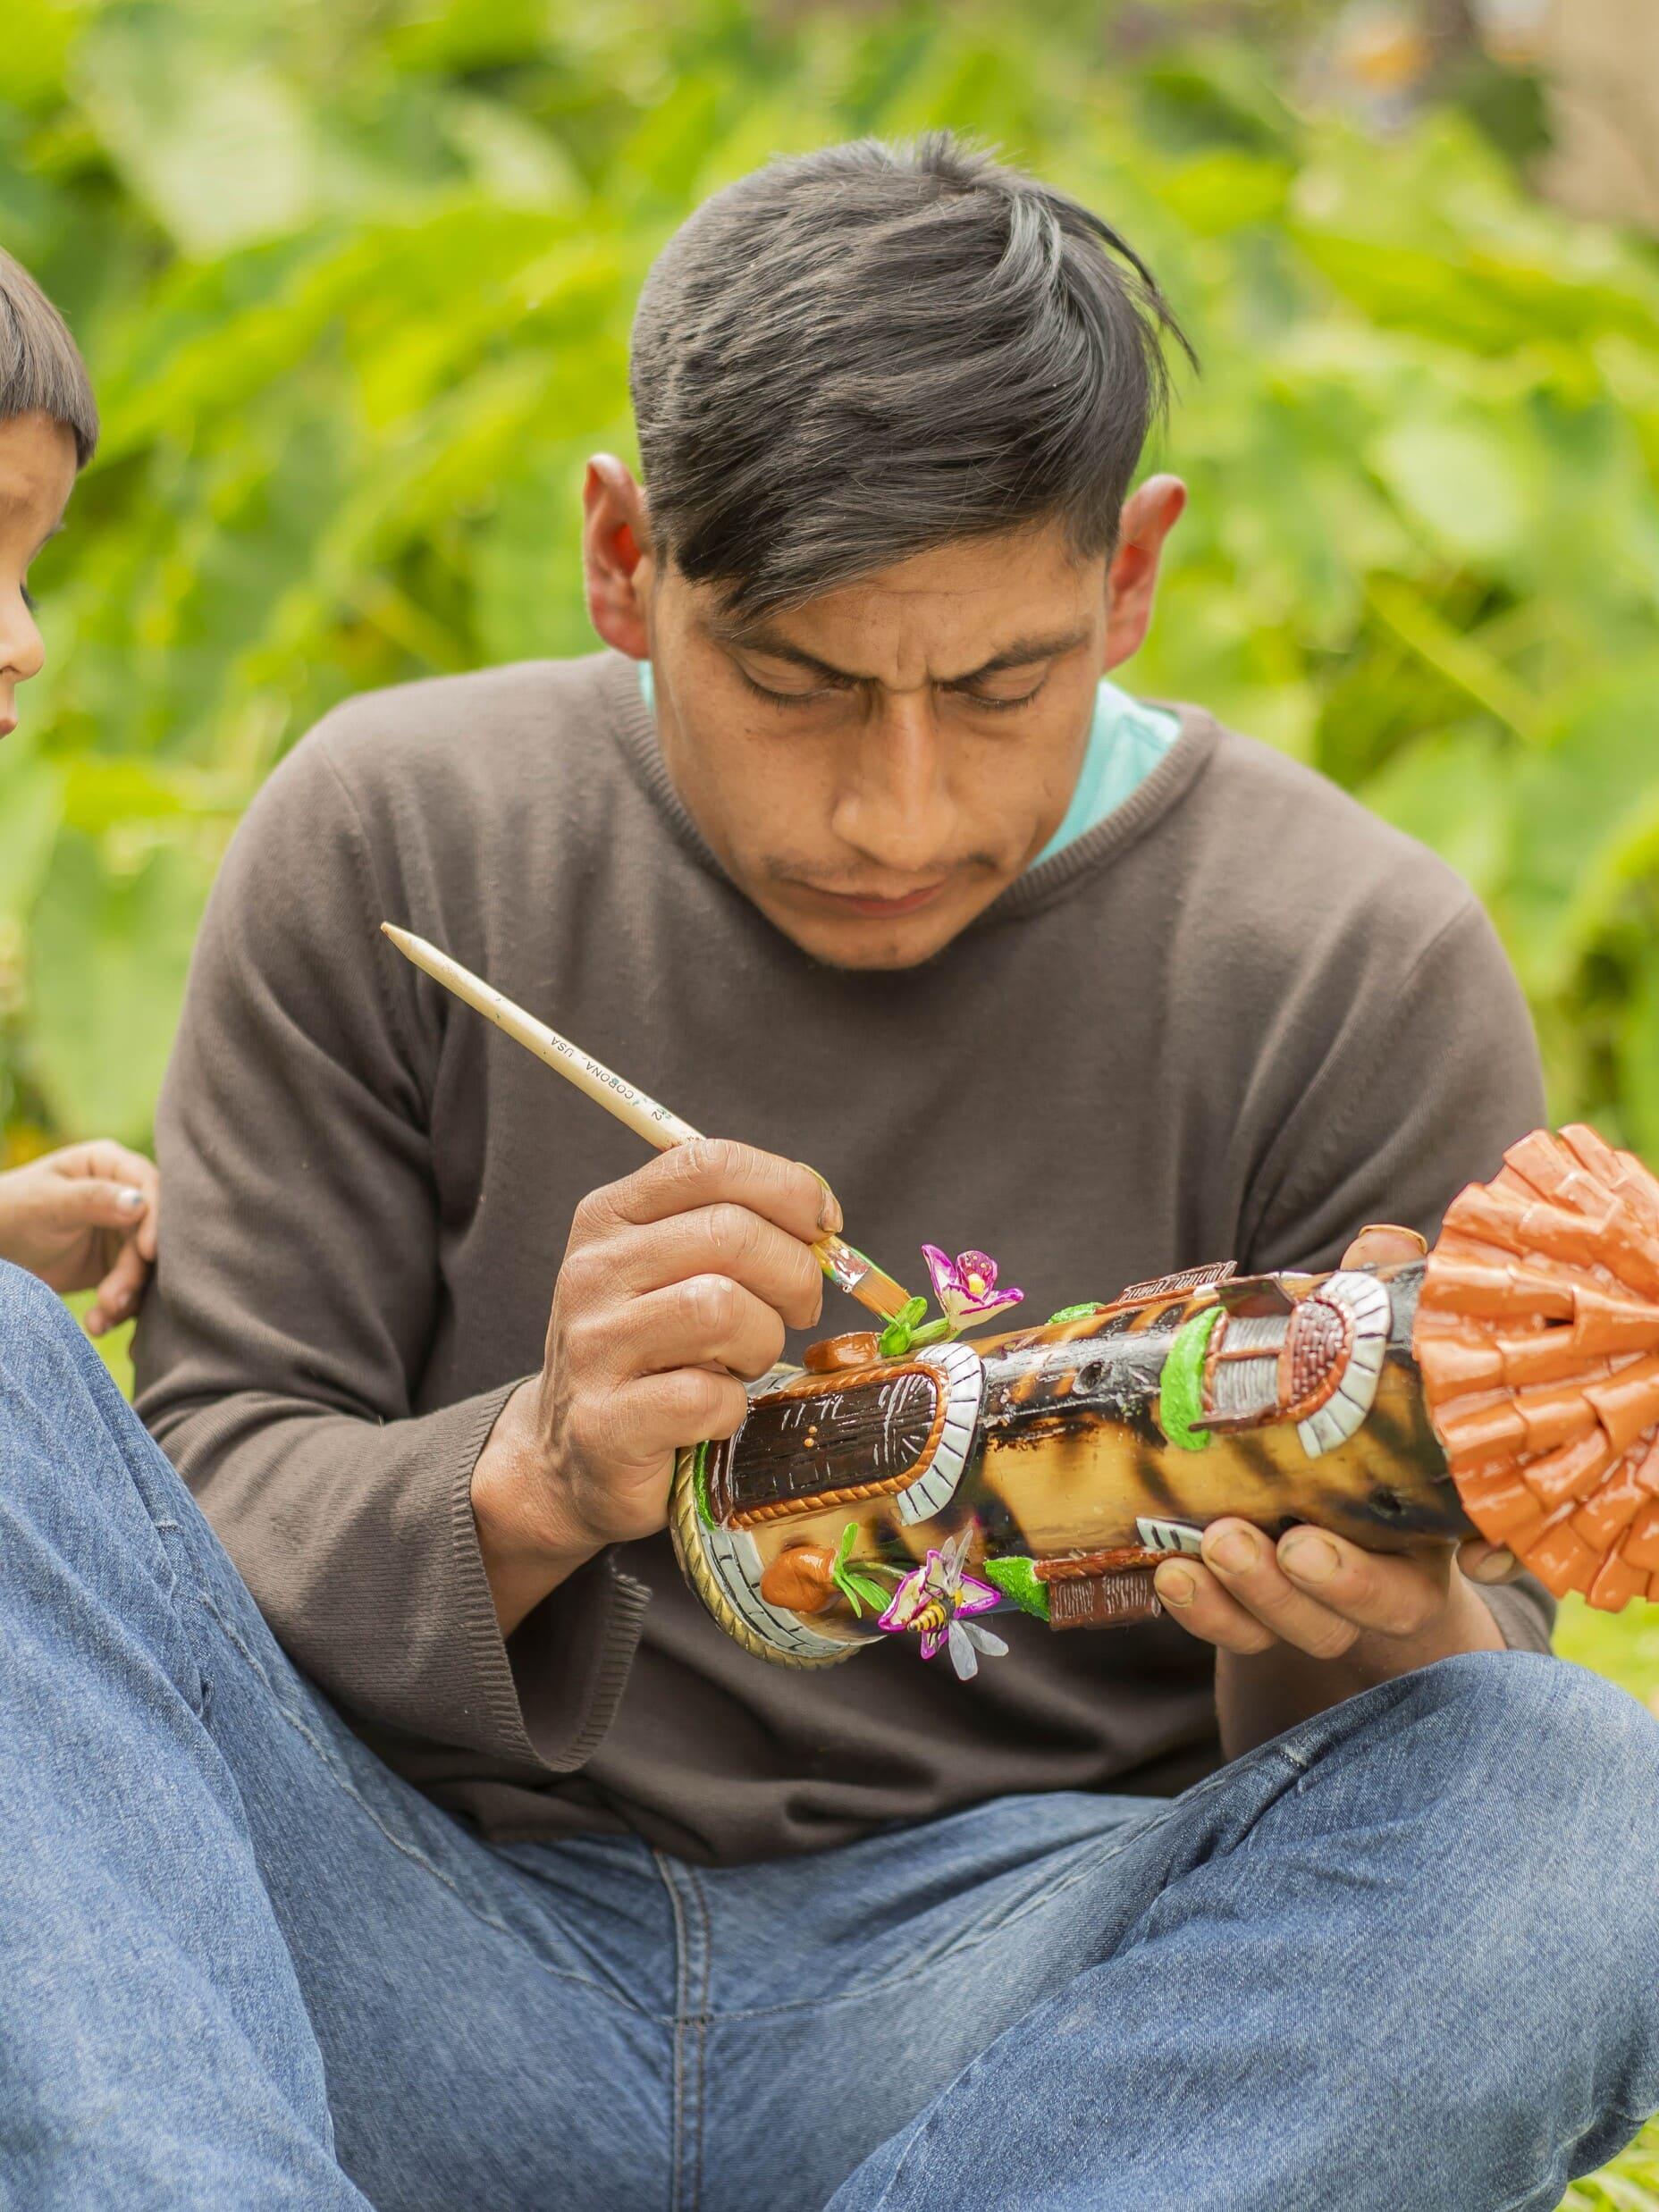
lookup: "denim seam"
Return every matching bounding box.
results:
[123,1516,207,1719]
[683,1866,712,2212]
[196,1588,645,2020]
[655,1852,694,2212]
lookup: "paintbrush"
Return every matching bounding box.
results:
[380,923,913,1324]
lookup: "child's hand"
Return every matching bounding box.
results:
[0,1141,161,1333]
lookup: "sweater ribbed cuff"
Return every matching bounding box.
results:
[448,1380,651,1774]
[1478,1575,1555,1657]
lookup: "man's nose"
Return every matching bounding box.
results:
[830,691,957,875]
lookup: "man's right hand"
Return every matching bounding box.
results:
[471,1140,838,1636]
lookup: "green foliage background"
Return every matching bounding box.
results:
[5,7,1659,2196]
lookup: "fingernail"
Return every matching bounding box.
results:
[1282,1535,1339,1585]
[120,1187,146,1212]
[795,1162,843,1235]
[1469,1548,1518,1585]
[1155,1565,1195,1606]
[1208,1529,1257,1574]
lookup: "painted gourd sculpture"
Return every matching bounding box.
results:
[669,1125,1659,1676]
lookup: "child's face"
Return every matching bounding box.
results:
[0,411,78,742]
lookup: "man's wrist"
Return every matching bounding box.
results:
[1340,1570,1507,1686]
[472,1379,604,1636]
[1216,1568,1509,1758]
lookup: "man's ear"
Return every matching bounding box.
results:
[582,454,653,658]
[1104,473,1187,670]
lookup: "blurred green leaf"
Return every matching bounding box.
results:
[1158,148,1293,237]
[1504,668,1659,994]
[77,18,325,256]
[26,832,205,1146]
[1620,955,1659,1165]
[4,0,83,114]
[1370,414,1533,567]
[1356,725,1511,902]
[0,749,67,928]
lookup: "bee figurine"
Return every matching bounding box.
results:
[876,1528,1008,1680]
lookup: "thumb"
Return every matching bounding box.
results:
[1459,1538,1520,1586]
[50,1177,152,1233]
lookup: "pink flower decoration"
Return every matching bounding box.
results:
[921,1244,1024,1335]
[878,1528,1008,1678]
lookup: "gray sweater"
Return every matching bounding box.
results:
[134,649,1551,1865]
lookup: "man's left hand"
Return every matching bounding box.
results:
[1154,1518,1515,1677]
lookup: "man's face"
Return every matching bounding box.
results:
[0,411,76,743]
[642,522,1113,971]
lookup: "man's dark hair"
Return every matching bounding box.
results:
[0,248,98,467]
[630,132,1192,618]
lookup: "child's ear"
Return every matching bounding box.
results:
[1104,474,1186,670]
[582,455,653,658]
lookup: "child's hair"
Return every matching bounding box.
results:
[0,247,97,465]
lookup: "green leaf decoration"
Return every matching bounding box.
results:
[981,1556,1050,1621]
[830,1523,893,1619]
[1047,1302,1107,1325]
[878,1296,930,1359]
[691,1442,713,1529]
[846,1572,894,1617]
[1160,1306,1225,1452]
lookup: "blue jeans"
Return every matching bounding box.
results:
[4,1259,1657,2212]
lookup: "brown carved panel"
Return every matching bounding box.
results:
[710,1364,944,1527]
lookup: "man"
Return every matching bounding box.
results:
[10,139,1656,2208]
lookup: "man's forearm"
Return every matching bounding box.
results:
[471,1381,604,1637]
[1214,1574,1508,1761]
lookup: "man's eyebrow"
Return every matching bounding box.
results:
[706,619,1092,686]
[964,627,1092,679]
[706,621,854,683]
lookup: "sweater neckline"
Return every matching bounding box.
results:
[594,649,1221,929]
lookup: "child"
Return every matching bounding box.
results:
[0,246,158,1328]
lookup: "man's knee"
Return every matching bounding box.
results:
[0,1260,100,1404]
[1417,1646,1659,1802]
[0,1260,159,1521]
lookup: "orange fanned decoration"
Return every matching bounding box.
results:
[1416,1126,1659,1607]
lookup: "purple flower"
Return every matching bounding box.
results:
[921,1245,1024,1335]
[879,1528,1010,1680]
